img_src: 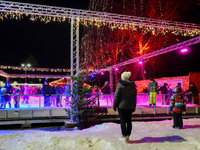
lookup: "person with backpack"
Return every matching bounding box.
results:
[148,78,158,107]
[169,87,186,129]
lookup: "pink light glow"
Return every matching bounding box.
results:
[181,48,188,53]
[101,72,104,75]
[138,61,143,64]
[115,68,118,71]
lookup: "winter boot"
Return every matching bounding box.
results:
[119,136,127,142]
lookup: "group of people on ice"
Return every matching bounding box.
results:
[148,78,198,107]
[0,80,71,109]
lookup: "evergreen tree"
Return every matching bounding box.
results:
[65,73,101,129]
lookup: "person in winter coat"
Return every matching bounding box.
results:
[101,81,112,105]
[13,85,21,108]
[113,71,137,143]
[159,83,168,105]
[22,84,32,104]
[148,78,158,107]
[41,80,51,107]
[0,81,13,109]
[55,85,62,107]
[186,82,198,103]
[169,87,186,129]
[50,84,56,106]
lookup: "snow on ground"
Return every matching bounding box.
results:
[0,118,200,150]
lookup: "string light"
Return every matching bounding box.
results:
[0,65,97,73]
[0,9,199,37]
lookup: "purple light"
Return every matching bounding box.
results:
[101,72,104,75]
[181,48,188,53]
[138,61,143,65]
[115,68,118,71]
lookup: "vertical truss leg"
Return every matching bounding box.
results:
[109,70,113,92]
[70,17,80,122]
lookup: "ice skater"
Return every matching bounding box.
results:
[169,87,186,129]
[148,78,158,107]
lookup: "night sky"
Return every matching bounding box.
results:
[0,0,90,68]
[0,0,200,79]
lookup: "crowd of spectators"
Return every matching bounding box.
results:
[0,80,69,109]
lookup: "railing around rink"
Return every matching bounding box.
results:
[0,93,194,109]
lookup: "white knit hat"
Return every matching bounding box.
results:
[121,71,131,80]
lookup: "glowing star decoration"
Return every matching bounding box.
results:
[181,48,188,53]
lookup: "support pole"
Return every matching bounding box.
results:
[109,70,113,92]
[70,17,80,122]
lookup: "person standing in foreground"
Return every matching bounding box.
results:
[113,71,137,143]
[148,78,158,107]
[169,87,186,129]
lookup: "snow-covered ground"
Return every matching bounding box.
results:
[0,118,200,150]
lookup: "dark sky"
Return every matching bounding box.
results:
[0,0,200,78]
[0,0,90,68]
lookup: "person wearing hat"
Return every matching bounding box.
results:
[0,81,13,109]
[113,71,137,143]
[148,78,158,107]
[41,80,52,107]
[169,87,186,129]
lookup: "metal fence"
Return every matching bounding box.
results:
[0,93,194,109]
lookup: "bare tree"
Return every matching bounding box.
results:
[80,0,197,80]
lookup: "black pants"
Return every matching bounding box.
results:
[173,112,183,129]
[118,108,133,136]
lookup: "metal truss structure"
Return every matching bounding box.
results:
[70,17,79,121]
[1,1,200,77]
[0,69,69,79]
[70,17,79,81]
[91,36,200,75]
[1,0,200,122]
[0,1,200,32]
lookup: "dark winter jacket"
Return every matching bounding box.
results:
[113,79,137,111]
[160,85,168,94]
[186,85,198,94]
[170,93,186,113]
[1,85,13,102]
[101,84,111,94]
[51,86,56,94]
[41,84,51,96]
[148,81,158,92]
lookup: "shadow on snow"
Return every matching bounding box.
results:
[128,135,186,144]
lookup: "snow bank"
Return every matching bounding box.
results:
[0,118,200,150]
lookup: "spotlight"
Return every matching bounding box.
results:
[181,48,188,53]
[138,61,143,64]
[91,75,95,78]
[115,68,118,71]
[101,72,104,75]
